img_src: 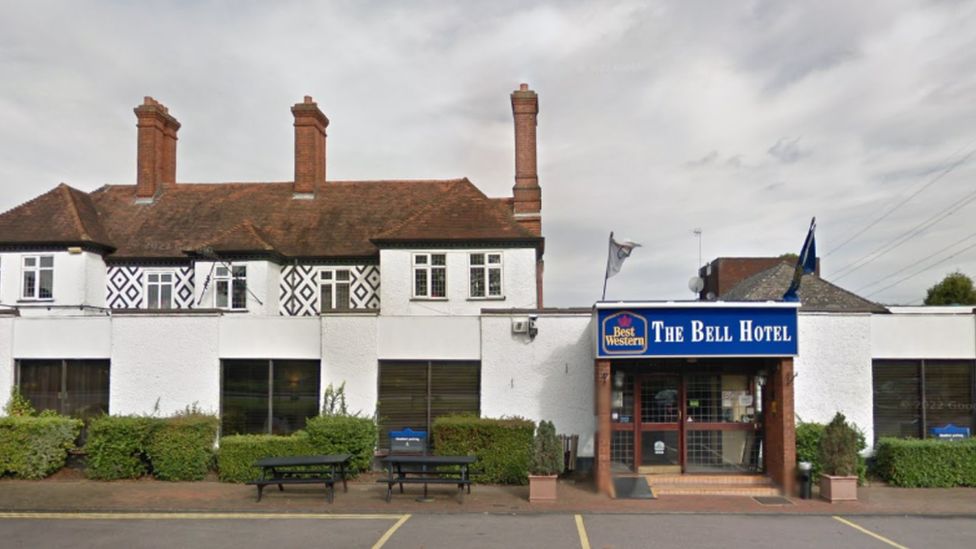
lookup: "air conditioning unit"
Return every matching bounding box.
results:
[511,318,530,334]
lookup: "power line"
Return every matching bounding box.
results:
[827,142,976,257]
[854,229,976,293]
[864,239,976,298]
[832,184,976,282]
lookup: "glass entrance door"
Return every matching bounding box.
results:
[684,373,762,473]
[637,375,681,474]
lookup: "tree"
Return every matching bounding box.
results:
[924,271,976,305]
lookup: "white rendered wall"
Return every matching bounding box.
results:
[872,312,976,359]
[83,251,107,307]
[12,316,112,358]
[378,248,538,316]
[0,253,16,306]
[110,314,221,416]
[0,251,100,308]
[219,316,320,359]
[480,313,596,457]
[0,316,13,412]
[322,314,379,416]
[794,313,874,443]
[377,316,480,360]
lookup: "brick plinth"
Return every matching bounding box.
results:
[595,359,612,495]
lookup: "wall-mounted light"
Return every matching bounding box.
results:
[527,315,538,340]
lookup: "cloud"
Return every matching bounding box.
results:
[767,138,808,164]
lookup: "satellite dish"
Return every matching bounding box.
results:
[689,276,704,293]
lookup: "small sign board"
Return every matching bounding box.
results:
[930,424,971,440]
[390,428,427,453]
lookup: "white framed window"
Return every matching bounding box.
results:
[144,271,174,309]
[215,264,247,310]
[413,253,446,299]
[319,269,352,311]
[22,255,54,300]
[469,252,503,298]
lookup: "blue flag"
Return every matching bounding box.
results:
[783,217,816,302]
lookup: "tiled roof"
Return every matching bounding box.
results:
[0,179,541,260]
[722,262,888,313]
[0,183,114,249]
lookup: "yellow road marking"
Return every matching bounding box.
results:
[0,512,402,521]
[833,516,911,549]
[575,514,591,549]
[372,513,411,549]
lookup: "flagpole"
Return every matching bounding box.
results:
[602,231,613,301]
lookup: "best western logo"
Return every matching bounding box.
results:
[602,312,649,354]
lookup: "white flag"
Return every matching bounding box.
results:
[607,236,641,278]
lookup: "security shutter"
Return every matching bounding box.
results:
[873,360,922,439]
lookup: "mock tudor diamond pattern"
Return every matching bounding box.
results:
[279,264,380,316]
[107,266,194,309]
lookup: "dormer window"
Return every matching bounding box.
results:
[22,255,54,300]
[215,264,247,310]
[145,271,174,309]
[413,253,446,299]
[469,252,503,298]
[319,269,351,311]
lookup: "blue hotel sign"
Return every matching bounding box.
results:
[597,305,799,358]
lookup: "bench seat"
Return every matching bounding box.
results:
[247,477,337,502]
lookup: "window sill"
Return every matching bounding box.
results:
[467,296,506,301]
[410,297,448,302]
[17,298,54,303]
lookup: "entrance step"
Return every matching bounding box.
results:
[646,474,780,497]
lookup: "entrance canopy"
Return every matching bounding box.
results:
[595,302,800,359]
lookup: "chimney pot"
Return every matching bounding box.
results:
[519,83,529,91]
[304,95,313,104]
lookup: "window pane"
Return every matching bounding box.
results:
[233,266,247,278]
[873,361,922,440]
[431,267,446,298]
[24,257,36,267]
[470,254,484,266]
[148,284,160,307]
[18,360,63,414]
[336,270,350,281]
[39,270,53,299]
[320,284,334,311]
[216,280,229,308]
[160,284,172,309]
[216,266,229,277]
[271,360,320,436]
[320,271,333,280]
[415,269,428,297]
[40,256,53,268]
[925,361,974,434]
[148,273,160,283]
[64,360,110,422]
[231,280,247,309]
[470,267,484,297]
[336,283,351,309]
[23,271,36,298]
[414,255,428,265]
[222,360,270,435]
[160,273,173,283]
[431,254,446,266]
[488,268,502,296]
[488,254,501,264]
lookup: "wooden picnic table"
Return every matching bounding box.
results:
[378,455,477,503]
[247,454,352,503]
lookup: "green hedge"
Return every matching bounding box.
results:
[432,415,535,485]
[874,438,976,487]
[147,415,220,481]
[795,420,868,482]
[217,433,316,483]
[85,416,161,480]
[305,415,377,474]
[0,416,82,479]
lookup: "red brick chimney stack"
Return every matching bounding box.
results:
[292,95,329,196]
[134,97,180,200]
[511,83,541,236]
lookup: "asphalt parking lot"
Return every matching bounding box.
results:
[1,512,974,548]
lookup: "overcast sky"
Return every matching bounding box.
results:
[1,1,974,307]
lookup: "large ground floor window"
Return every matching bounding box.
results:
[376,360,480,449]
[873,359,975,440]
[16,359,110,421]
[221,359,320,436]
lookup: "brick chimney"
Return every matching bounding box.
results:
[511,83,541,236]
[292,96,329,197]
[134,97,180,200]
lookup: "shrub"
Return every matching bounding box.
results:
[147,413,219,481]
[796,422,826,478]
[85,416,161,480]
[0,416,82,479]
[4,387,35,417]
[875,438,976,488]
[217,433,316,483]
[432,415,535,485]
[305,415,377,474]
[531,420,563,476]
[819,413,860,477]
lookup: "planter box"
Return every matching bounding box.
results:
[820,474,858,502]
[529,474,558,502]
